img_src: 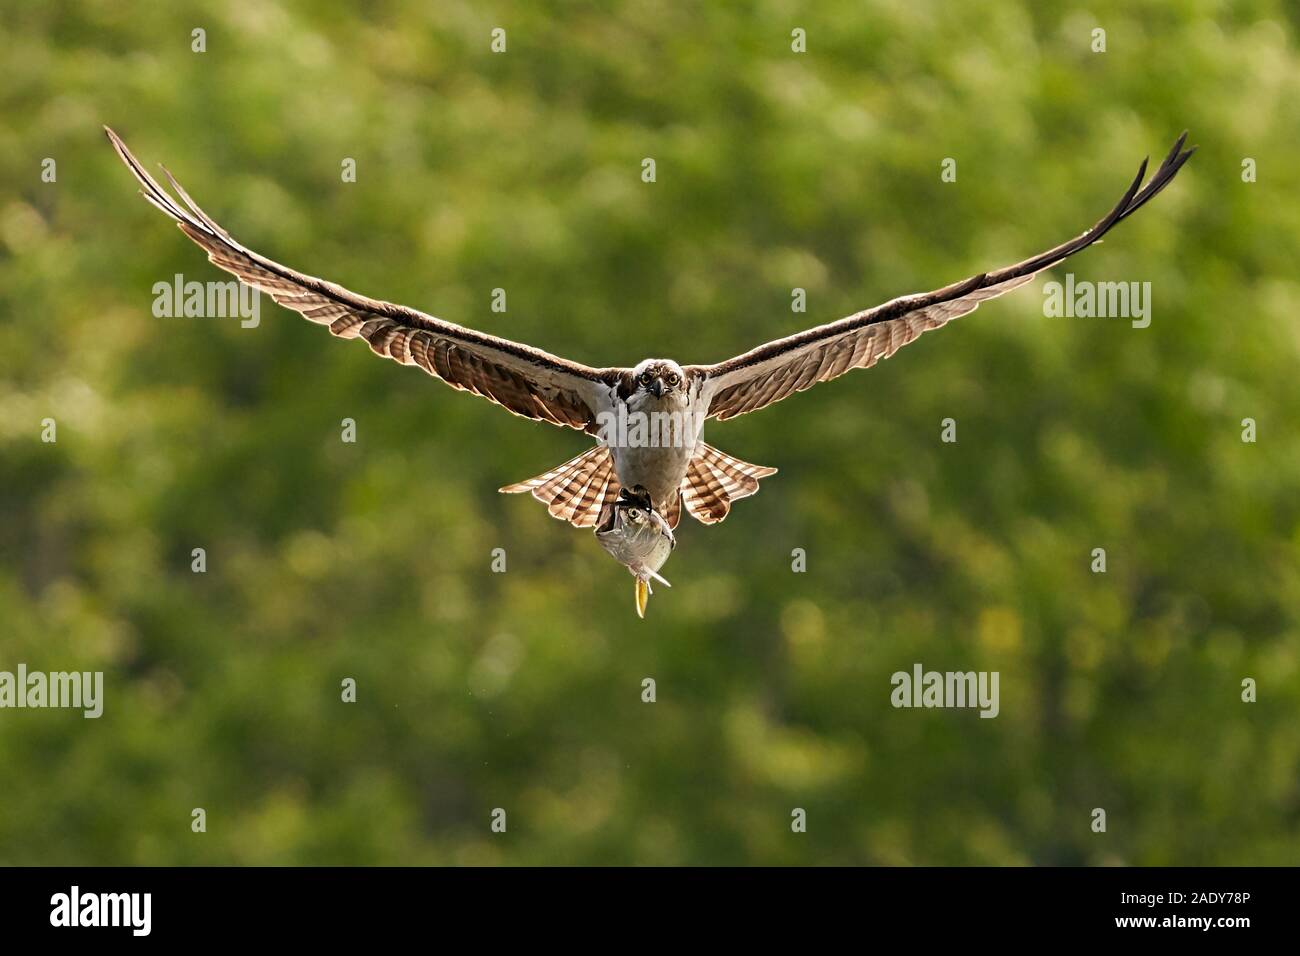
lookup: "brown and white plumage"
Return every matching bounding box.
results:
[498,446,620,528]
[682,444,777,525]
[107,128,1193,551]
[105,126,617,434]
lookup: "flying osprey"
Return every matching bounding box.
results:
[107,127,1193,613]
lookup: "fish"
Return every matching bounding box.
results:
[595,486,675,618]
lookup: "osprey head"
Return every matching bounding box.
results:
[631,359,685,399]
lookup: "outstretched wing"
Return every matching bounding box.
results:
[106,127,616,432]
[691,133,1195,422]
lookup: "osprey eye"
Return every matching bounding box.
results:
[667,373,679,385]
[640,372,652,384]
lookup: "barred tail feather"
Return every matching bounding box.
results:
[681,442,777,525]
[499,445,621,528]
[662,491,682,530]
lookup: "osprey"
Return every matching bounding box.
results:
[106,128,1194,615]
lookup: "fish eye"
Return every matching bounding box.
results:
[627,508,640,520]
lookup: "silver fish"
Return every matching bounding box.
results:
[595,487,675,618]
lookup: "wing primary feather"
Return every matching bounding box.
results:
[694,134,1194,422]
[104,127,617,433]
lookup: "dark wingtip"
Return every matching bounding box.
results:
[1109,131,1195,224]
[1162,132,1196,173]
[983,133,1194,284]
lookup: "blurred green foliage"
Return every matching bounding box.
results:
[1,0,1298,865]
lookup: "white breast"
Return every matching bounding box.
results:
[608,384,706,510]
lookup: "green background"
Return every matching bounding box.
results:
[1,0,1297,865]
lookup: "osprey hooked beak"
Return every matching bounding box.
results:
[649,378,665,398]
